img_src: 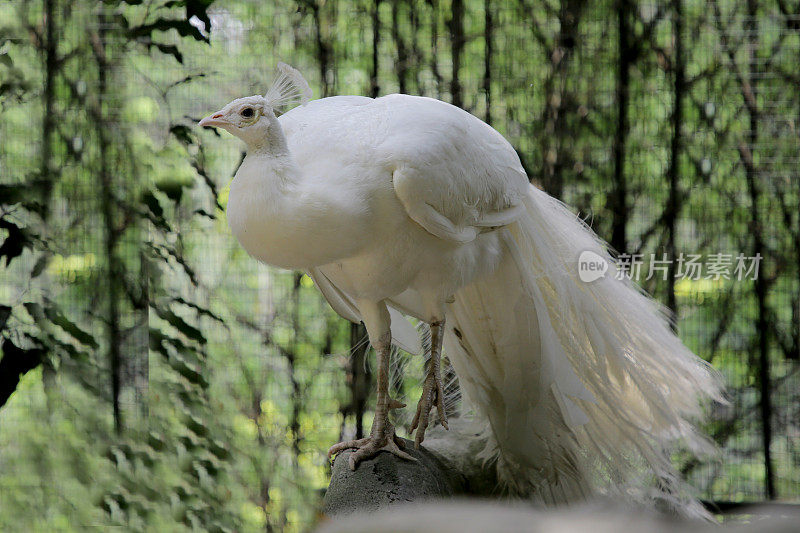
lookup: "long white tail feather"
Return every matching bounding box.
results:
[443,185,723,518]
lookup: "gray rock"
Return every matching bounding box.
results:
[323,422,497,517]
[323,436,466,516]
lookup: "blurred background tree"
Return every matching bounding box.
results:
[0,0,798,531]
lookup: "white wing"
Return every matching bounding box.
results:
[376,95,529,243]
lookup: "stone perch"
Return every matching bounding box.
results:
[323,423,497,516]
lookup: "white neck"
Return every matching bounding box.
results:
[245,151,301,193]
[233,112,290,158]
[247,121,290,157]
[238,115,302,188]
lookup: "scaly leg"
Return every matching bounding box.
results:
[409,319,448,447]
[327,331,416,470]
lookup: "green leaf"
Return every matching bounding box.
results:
[172,296,224,323]
[187,0,214,29]
[150,327,190,355]
[140,40,184,63]
[0,305,11,331]
[170,124,194,145]
[127,18,208,44]
[47,334,89,362]
[30,254,50,278]
[141,190,164,219]
[43,305,99,349]
[0,218,33,266]
[147,431,167,451]
[154,307,206,345]
[184,414,209,437]
[0,184,26,206]
[155,179,190,204]
[23,302,43,321]
[208,439,230,460]
[193,208,216,220]
[163,0,214,34]
[170,356,208,387]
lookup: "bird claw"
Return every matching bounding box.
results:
[409,370,448,447]
[328,395,410,468]
[327,426,416,470]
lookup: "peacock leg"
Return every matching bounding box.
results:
[327,331,416,470]
[409,319,448,447]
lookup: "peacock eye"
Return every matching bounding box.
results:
[241,107,254,118]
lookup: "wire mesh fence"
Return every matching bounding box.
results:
[0,0,798,530]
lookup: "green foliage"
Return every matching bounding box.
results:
[0,0,798,530]
[0,0,247,530]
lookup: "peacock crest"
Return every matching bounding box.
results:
[264,62,313,111]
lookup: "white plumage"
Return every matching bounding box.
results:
[200,63,723,517]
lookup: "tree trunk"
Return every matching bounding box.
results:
[448,0,465,108]
[391,0,409,94]
[539,0,586,199]
[289,272,304,463]
[39,0,58,210]
[483,0,493,123]
[610,0,631,255]
[744,0,774,501]
[308,0,334,97]
[371,0,381,98]
[664,0,685,320]
[429,0,443,97]
[349,322,371,440]
[91,8,124,435]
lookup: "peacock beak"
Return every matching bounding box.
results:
[199,112,228,128]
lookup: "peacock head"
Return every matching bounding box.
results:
[199,95,274,144]
[199,62,312,151]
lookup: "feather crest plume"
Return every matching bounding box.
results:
[265,62,313,109]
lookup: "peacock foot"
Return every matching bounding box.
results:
[327,423,417,470]
[409,367,449,447]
